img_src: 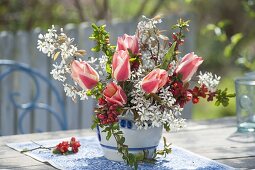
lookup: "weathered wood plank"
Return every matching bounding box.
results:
[78,22,96,129]
[0,145,24,159]
[0,129,95,146]
[186,117,237,129]
[0,118,254,169]
[15,31,32,134]
[168,127,255,149]
[11,164,56,170]
[0,155,44,168]
[64,24,80,131]
[30,28,49,133]
[216,157,255,169]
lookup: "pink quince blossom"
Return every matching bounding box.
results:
[141,68,168,93]
[71,60,99,89]
[175,52,203,82]
[103,82,127,106]
[116,34,139,54]
[112,50,131,81]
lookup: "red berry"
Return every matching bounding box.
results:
[192,97,199,104]
[97,114,106,120]
[172,33,177,41]
[98,98,106,105]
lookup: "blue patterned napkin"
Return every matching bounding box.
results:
[7,136,233,170]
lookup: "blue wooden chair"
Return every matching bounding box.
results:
[0,60,67,135]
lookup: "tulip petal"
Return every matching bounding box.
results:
[118,88,127,104]
[114,58,130,81]
[70,60,99,90]
[103,83,117,97]
[181,52,195,63]
[141,79,159,93]
[116,34,139,54]
[175,53,203,82]
[79,74,98,89]
[105,96,123,106]
[141,68,168,93]
[181,58,203,82]
[103,82,127,106]
[112,50,131,81]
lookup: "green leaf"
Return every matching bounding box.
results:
[115,131,123,135]
[91,122,97,130]
[163,123,171,132]
[215,100,220,106]
[227,94,236,97]
[112,123,119,130]
[163,137,167,145]
[224,33,243,58]
[160,42,177,69]
[119,137,125,144]
[106,63,112,74]
[231,33,243,44]
[91,46,100,52]
[129,58,137,62]
[106,131,112,140]
[91,23,98,30]
[52,149,61,154]
[21,148,28,153]
[135,152,145,161]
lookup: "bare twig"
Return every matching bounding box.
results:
[133,0,148,20]
[149,0,165,17]
[73,0,88,21]
[93,0,109,21]
[21,141,54,153]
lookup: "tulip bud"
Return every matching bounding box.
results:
[175,52,203,83]
[141,68,168,93]
[112,50,131,81]
[71,60,99,89]
[116,34,139,54]
[103,82,127,106]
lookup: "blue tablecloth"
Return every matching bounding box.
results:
[7,136,233,170]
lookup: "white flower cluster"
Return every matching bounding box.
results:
[158,87,176,107]
[136,16,169,70]
[98,55,108,73]
[37,25,57,56]
[50,61,69,82]
[37,25,77,60]
[63,84,88,101]
[130,71,185,130]
[37,26,90,101]
[198,72,221,92]
[37,25,78,83]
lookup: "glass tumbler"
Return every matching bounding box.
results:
[235,78,255,132]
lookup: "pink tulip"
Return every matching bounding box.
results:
[71,60,99,89]
[175,52,203,82]
[103,82,127,106]
[141,68,168,93]
[112,50,131,81]
[116,34,139,54]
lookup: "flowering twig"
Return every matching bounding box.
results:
[21,141,54,153]
[21,137,81,155]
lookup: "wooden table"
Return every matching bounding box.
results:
[0,117,254,169]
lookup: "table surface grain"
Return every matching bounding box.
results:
[0,117,254,169]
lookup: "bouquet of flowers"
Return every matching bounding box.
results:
[37,16,234,169]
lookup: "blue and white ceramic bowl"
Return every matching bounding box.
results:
[97,119,163,161]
